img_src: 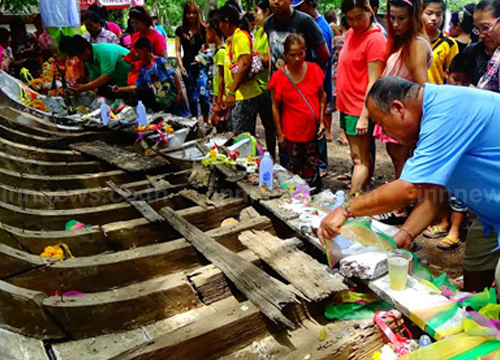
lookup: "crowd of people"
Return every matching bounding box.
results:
[1,0,500,291]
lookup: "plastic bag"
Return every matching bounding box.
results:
[322,218,394,268]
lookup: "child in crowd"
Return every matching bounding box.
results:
[446,53,476,86]
[206,12,228,130]
[113,38,188,116]
[269,34,325,188]
[424,53,476,250]
[422,0,459,84]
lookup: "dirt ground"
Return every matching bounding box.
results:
[255,112,465,282]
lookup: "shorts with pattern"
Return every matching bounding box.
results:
[279,138,321,189]
[228,95,259,136]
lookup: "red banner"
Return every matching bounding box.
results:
[80,0,97,7]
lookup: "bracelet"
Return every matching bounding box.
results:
[341,198,353,218]
[399,227,414,240]
[228,90,236,96]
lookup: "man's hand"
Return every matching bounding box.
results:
[393,229,413,250]
[176,91,183,103]
[318,206,349,246]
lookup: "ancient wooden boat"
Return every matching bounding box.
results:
[0,104,391,360]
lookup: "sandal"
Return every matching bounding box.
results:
[320,170,329,178]
[437,236,462,250]
[373,211,408,225]
[423,226,448,239]
[336,173,351,181]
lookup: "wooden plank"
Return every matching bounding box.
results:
[8,216,273,294]
[160,206,298,329]
[0,280,65,339]
[108,298,276,360]
[51,298,262,360]
[71,141,169,172]
[188,249,261,305]
[106,181,164,223]
[43,272,202,339]
[0,328,50,360]
[239,231,347,301]
[218,317,400,360]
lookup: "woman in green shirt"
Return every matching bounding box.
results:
[254,0,276,159]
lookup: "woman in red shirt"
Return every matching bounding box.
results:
[125,6,167,85]
[269,34,326,188]
[336,0,386,195]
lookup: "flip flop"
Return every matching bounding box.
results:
[336,173,351,181]
[437,236,461,250]
[423,225,448,239]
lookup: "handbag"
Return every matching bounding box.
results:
[228,29,264,79]
[280,67,323,139]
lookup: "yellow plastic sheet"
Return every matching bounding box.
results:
[400,333,491,360]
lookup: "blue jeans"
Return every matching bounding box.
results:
[183,65,210,118]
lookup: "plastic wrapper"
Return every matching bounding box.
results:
[322,217,395,268]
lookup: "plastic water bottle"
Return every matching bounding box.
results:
[419,335,432,347]
[259,152,273,190]
[100,100,110,126]
[333,190,345,210]
[136,100,147,127]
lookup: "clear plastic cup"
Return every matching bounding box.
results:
[387,249,413,291]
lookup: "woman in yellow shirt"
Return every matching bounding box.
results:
[218,2,262,136]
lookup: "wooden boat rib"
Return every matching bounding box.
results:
[0,135,89,162]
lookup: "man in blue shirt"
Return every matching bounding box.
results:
[293,0,333,175]
[319,76,500,293]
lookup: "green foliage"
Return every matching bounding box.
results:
[0,0,38,14]
[447,0,478,12]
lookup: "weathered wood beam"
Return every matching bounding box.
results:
[239,231,347,302]
[106,181,164,223]
[43,272,202,339]
[71,141,170,172]
[160,206,297,328]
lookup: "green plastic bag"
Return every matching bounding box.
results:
[459,288,497,311]
[325,301,392,320]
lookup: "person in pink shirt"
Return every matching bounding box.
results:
[89,5,122,39]
[124,6,167,85]
[336,0,386,195]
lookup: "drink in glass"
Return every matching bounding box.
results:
[387,249,412,290]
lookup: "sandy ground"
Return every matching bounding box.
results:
[255,112,465,281]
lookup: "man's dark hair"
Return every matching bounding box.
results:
[475,0,500,18]
[82,11,102,24]
[449,53,476,78]
[370,0,379,12]
[325,9,338,23]
[208,10,225,38]
[0,28,10,44]
[89,4,109,20]
[134,37,153,52]
[256,0,270,12]
[68,35,92,56]
[366,76,420,114]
